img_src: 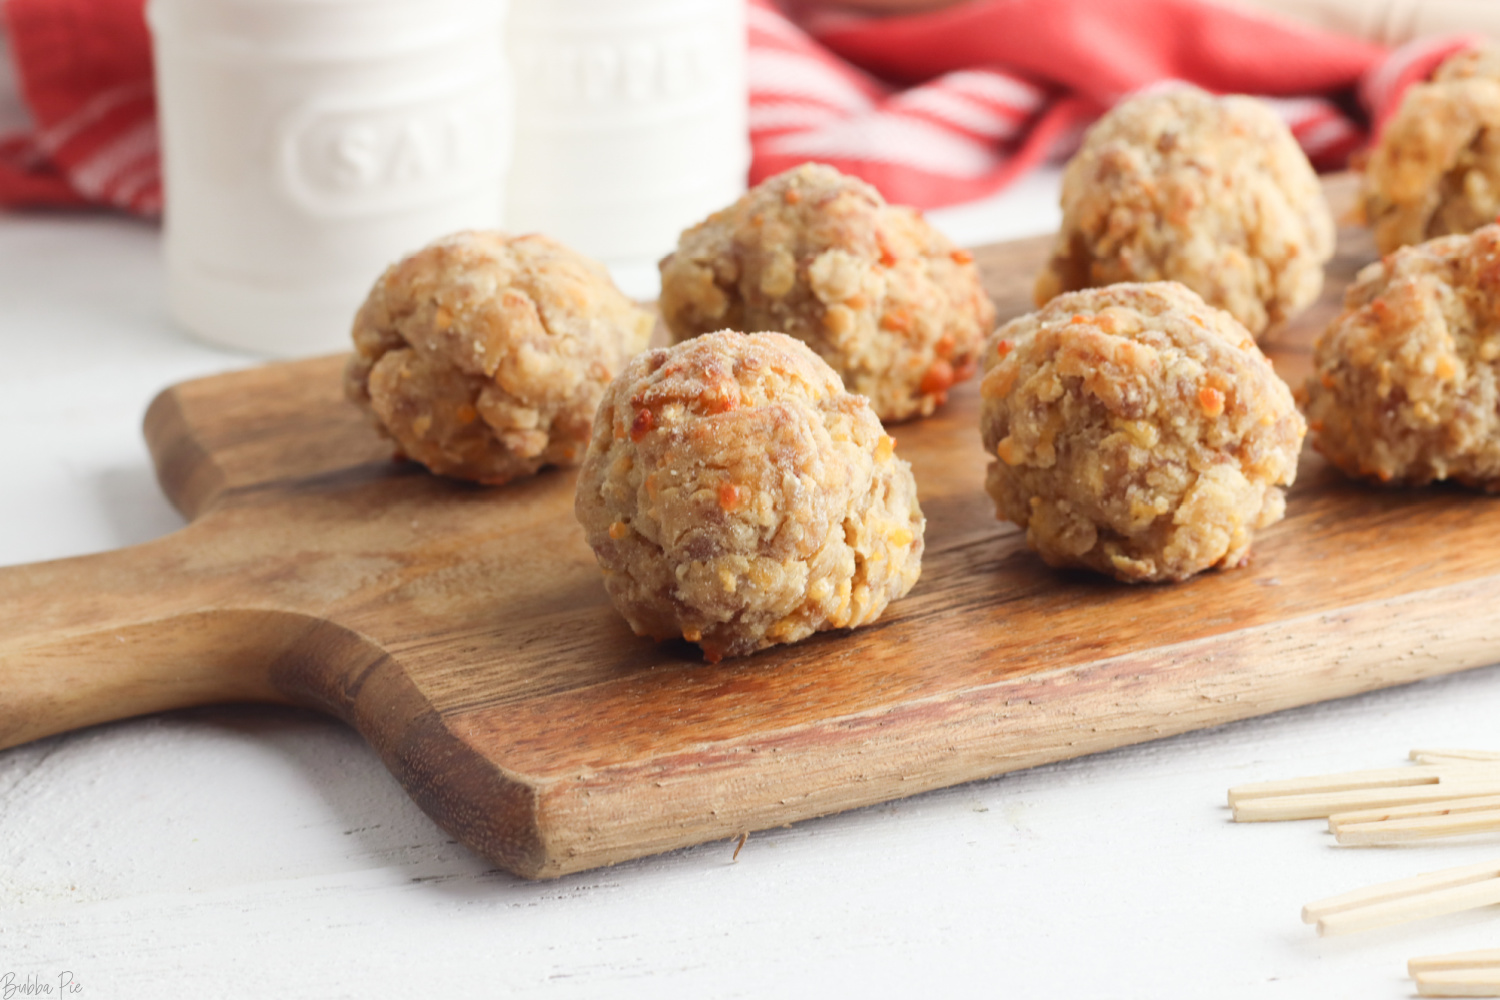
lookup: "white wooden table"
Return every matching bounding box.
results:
[3,172,1500,999]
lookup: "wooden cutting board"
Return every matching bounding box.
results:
[4,177,1499,879]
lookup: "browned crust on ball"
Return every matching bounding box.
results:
[344,231,654,484]
[657,163,997,423]
[980,282,1305,583]
[1362,46,1500,255]
[575,330,925,661]
[1036,88,1334,338]
[1302,225,1500,490]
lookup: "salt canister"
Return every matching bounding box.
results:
[148,0,510,357]
[505,0,748,282]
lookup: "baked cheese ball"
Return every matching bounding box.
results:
[1302,225,1500,490]
[657,163,996,423]
[345,231,654,484]
[1035,88,1334,338]
[575,330,924,661]
[981,282,1306,583]
[1363,46,1500,254]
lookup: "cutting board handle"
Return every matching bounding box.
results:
[0,527,302,751]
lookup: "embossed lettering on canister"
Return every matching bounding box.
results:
[506,0,748,273]
[148,0,510,357]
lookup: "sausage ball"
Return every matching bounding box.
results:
[575,330,925,661]
[657,163,996,423]
[1363,46,1500,254]
[981,282,1306,583]
[345,231,654,484]
[1035,88,1334,338]
[1302,225,1500,490]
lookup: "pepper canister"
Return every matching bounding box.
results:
[505,0,748,282]
[147,0,510,356]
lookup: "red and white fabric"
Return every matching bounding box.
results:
[748,0,1476,207]
[1,0,160,214]
[0,0,1480,216]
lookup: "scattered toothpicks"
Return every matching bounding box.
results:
[1410,950,1500,997]
[1330,795,1500,847]
[732,831,749,862]
[1228,755,1500,825]
[1229,749,1500,995]
[1301,858,1500,937]
[1414,751,1500,766]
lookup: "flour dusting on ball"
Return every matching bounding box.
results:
[981,283,1305,583]
[345,231,654,484]
[658,163,996,422]
[576,330,925,661]
[1303,225,1500,490]
[1363,46,1500,254]
[1036,88,1333,338]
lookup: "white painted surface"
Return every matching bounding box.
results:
[3,178,1500,999]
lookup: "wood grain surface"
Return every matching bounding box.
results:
[3,176,1498,879]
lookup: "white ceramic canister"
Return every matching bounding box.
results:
[506,0,748,282]
[148,0,510,357]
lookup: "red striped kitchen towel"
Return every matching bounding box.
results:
[0,0,1478,215]
[0,0,159,214]
[749,0,1475,207]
